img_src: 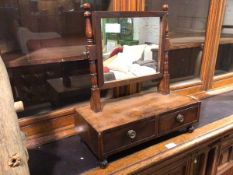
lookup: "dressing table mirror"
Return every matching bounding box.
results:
[76,3,200,168]
[84,3,170,112]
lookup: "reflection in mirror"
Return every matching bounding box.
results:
[0,0,111,118]
[146,0,211,83]
[215,0,233,76]
[101,17,160,82]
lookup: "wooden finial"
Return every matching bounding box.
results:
[162,4,168,12]
[81,3,91,10]
[82,3,93,44]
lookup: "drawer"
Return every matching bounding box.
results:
[159,105,199,135]
[103,119,156,154]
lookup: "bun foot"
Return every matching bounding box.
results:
[188,125,195,133]
[99,159,108,169]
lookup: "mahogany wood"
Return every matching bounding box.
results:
[6,45,86,68]
[19,107,77,149]
[83,3,102,112]
[75,92,200,165]
[76,3,201,168]
[158,4,170,94]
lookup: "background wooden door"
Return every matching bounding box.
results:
[113,0,145,11]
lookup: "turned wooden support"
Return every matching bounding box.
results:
[0,56,30,175]
[159,4,170,94]
[83,3,102,112]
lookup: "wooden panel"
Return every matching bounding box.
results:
[190,151,209,175]
[135,156,189,175]
[169,48,202,81]
[76,93,198,132]
[159,105,199,135]
[172,84,203,96]
[113,0,145,11]
[103,118,156,154]
[21,114,74,138]
[213,76,233,89]
[217,135,233,175]
[220,167,233,175]
[19,107,77,148]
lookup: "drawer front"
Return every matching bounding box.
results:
[159,105,199,135]
[103,119,156,154]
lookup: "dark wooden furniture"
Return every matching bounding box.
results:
[75,4,201,168]
[5,45,86,68]
[76,92,200,167]
[4,44,88,107]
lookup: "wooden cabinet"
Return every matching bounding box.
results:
[132,146,210,175]
[135,155,190,175]
[217,134,233,175]
[130,137,233,175]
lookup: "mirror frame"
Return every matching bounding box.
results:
[82,3,169,112]
[92,11,167,89]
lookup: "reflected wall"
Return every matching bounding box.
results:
[145,0,210,83]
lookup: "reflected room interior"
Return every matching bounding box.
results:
[101,17,160,82]
[0,0,112,117]
[215,0,233,76]
[146,0,211,84]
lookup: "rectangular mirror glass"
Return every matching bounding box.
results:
[100,17,161,83]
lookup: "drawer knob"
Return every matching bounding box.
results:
[127,130,136,139]
[176,114,185,123]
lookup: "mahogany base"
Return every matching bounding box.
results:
[75,92,201,168]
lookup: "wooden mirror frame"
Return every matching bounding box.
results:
[82,3,170,112]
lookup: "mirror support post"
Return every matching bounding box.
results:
[83,3,102,112]
[159,4,170,94]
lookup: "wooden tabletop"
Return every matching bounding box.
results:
[76,92,198,132]
[169,34,233,50]
[5,33,233,68]
[6,45,86,68]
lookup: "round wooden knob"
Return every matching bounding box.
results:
[127,130,136,139]
[81,3,91,10]
[176,114,185,123]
